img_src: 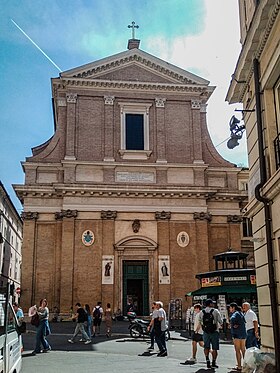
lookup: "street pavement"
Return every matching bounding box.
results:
[22,321,238,373]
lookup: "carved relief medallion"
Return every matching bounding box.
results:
[177,231,190,247]
[82,230,95,246]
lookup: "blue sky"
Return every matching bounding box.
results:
[0,0,246,213]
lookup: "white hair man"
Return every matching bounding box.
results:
[242,302,259,348]
[147,301,168,357]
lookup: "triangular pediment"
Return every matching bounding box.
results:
[61,48,210,86]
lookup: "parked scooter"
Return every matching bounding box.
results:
[127,312,170,340]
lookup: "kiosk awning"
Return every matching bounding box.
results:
[189,284,256,296]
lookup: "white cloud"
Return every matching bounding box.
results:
[146,0,248,166]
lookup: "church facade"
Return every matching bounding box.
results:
[14,39,250,315]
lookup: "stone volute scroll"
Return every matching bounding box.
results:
[132,219,140,233]
[55,209,78,220]
[101,210,117,220]
[227,215,243,223]
[155,211,171,220]
[193,212,212,221]
[21,212,39,220]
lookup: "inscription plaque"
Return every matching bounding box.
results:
[116,171,155,183]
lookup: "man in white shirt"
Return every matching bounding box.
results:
[183,303,204,364]
[147,301,168,357]
[242,302,259,348]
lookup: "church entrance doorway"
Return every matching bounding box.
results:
[123,260,149,315]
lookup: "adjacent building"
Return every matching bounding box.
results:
[14,38,250,316]
[226,0,280,358]
[0,181,22,298]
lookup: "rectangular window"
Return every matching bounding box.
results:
[242,218,253,237]
[125,114,144,150]
[118,102,152,160]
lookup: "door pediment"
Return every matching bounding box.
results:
[115,236,158,250]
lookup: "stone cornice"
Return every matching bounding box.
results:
[227,0,280,103]
[53,78,214,96]
[14,184,247,202]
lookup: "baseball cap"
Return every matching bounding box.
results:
[205,298,216,307]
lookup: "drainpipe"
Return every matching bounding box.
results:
[253,58,280,369]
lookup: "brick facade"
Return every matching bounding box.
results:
[15,44,251,315]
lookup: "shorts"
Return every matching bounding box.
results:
[203,331,219,350]
[93,318,101,326]
[192,332,203,342]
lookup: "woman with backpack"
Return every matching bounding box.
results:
[229,302,247,372]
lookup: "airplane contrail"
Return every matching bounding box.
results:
[11,18,62,72]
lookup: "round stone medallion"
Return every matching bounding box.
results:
[177,231,190,247]
[82,230,95,246]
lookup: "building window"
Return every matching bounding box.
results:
[125,114,144,150]
[274,78,280,170]
[118,102,152,160]
[243,218,253,237]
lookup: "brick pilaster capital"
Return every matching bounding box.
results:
[101,210,117,220]
[55,209,78,220]
[66,93,77,103]
[227,215,243,223]
[193,212,212,221]
[21,211,39,220]
[155,211,171,220]
[155,98,166,108]
[104,96,115,105]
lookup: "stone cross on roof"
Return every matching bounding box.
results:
[128,21,139,39]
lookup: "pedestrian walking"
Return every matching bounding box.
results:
[197,298,222,369]
[183,303,204,364]
[32,298,51,355]
[242,302,259,348]
[146,302,157,351]
[105,303,113,337]
[229,302,247,372]
[85,304,92,339]
[185,306,195,338]
[92,301,103,336]
[148,301,168,357]
[68,303,91,344]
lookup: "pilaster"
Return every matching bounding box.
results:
[191,100,203,163]
[57,210,78,311]
[104,96,115,161]
[65,93,77,160]
[155,98,167,163]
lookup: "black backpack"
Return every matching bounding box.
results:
[93,306,101,318]
[202,309,216,334]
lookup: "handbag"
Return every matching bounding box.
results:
[31,313,40,327]
[18,321,27,333]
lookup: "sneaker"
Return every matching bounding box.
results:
[157,350,167,357]
[186,357,196,364]
[43,347,51,353]
[84,340,91,345]
[68,339,74,344]
[147,346,154,350]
